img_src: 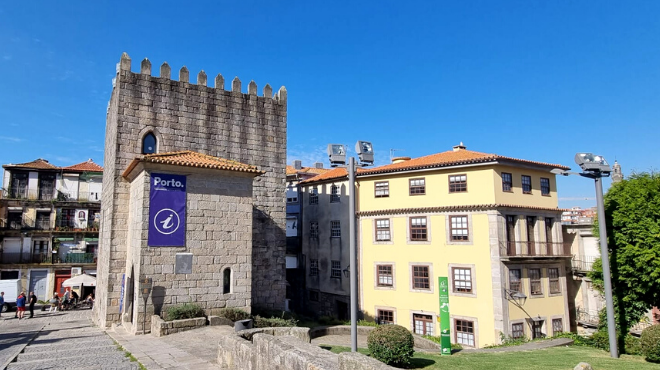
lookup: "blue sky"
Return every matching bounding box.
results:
[1,1,659,209]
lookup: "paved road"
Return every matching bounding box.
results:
[0,309,139,370]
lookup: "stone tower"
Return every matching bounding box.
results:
[94,53,287,329]
[612,160,623,183]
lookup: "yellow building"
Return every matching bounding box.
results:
[358,143,571,348]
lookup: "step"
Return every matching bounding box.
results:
[8,352,131,370]
[23,339,115,353]
[72,364,140,370]
[18,345,119,362]
[29,333,109,345]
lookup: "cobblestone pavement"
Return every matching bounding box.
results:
[0,309,139,370]
[107,324,234,370]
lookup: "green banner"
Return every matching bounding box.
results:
[438,277,451,355]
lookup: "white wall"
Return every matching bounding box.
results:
[2,238,22,253]
[28,172,39,194]
[2,170,9,189]
[89,177,102,201]
[21,237,31,253]
[61,174,79,199]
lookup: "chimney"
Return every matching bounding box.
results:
[453,142,466,152]
[293,160,302,170]
[314,162,324,169]
[391,156,411,164]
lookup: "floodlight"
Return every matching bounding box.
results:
[574,153,611,173]
[355,141,374,164]
[327,144,347,166]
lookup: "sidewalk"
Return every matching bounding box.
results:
[107,324,234,370]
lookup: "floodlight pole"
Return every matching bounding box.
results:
[348,156,358,352]
[592,174,618,358]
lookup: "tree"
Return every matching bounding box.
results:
[589,172,660,351]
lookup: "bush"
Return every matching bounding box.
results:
[165,303,205,321]
[217,308,251,322]
[590,330,611,351]
[253,315,298,328]
[318,315,344,326]
[342,319,379,327]
[641,325,660,363]
[625,334,642,356]
[367,324,415,367]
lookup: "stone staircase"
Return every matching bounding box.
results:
[7,319,140,370]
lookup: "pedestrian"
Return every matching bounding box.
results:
[28,291,37,318]
[16,292,26,320]
[70,290,79,306]
[49,292,60,312]
[0,291,4,318]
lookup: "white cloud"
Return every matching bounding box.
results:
[0,136,22,142]
[287,145,328,167]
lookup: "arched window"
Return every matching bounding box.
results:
[142,132,157,154]
[223,268,231,294]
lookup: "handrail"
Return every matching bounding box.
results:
[500,241,572,257]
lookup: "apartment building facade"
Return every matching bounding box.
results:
[0,158,102,303]
[358,144,572,348]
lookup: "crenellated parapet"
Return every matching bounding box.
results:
[116,52,286,103]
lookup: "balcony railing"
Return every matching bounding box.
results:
[572,255,599,273]
[500,241,572,258]
[1,187,56,201]
[0,252,96,264]
[56,191,101,202]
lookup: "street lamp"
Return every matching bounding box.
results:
[553,153,618,358]
[327,141,375,352]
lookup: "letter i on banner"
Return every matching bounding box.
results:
[148,173,187,247]
[438,277,452,355]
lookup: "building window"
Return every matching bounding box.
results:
[223,268,231,294]
[541,178,550,196]
[309,188,318,205]
[309,290,319,301]
[377,265,393,287]
[412,265,430,290]
[330,185,340,202]
[378,310,394,325]
[413,314,434,336]
[36,212,51,230]
[526,216,536,256]
[142,132,157,154]
[502,172,513,192]
[331,260,342,278]
[309,259,319,276]
[548,268,560,294]
[449,216,469,241]
[286,195,298,203]
[512,323,524,339]
[452,268,473,293]
[410,217,427,241]
[529,268,542,296]
[509,269,521,292]
[455,319,475,347]
[375,219,391,241]
[331,220,341,237]
[552,318,563,334]
[409,178,426,195]
[310,222,319,239]
[375,181,389,198]
[522,175,532,194]
[532,320,544,339]
[449,174,467,193]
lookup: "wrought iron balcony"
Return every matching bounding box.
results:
[56,191,101,202]
[572,255,599,274]
[1,187,56,201]
[0,252,96,264]
[500,241,572,258]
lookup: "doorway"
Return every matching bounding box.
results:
[337,301,348,320]
[29,270,48,301]
[54,270,71,295]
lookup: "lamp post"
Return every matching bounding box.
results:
[327,141,374,352]
[553,153,618,358]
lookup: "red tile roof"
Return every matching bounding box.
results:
[286,165,331,176]
[3,158,59,170]
[62,159,104,172]
[360,149,570,176]
[123,150,264,177]
[298,167,369,184]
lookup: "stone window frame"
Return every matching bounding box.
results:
[331,260,342,279]
[222,267,232,294]
[309,259,319,276]
[409,178,426,196]
[408,216,431,244]
[508,267,523,293]
[548,266,561,296]
[532,316,547,339]
[374,218,392,243]
[448,263,477,298]
[528,267,544,298]
[450,314,479,348]
[409,262,434,294]
[551,316,564,335]
[375,181,389,198]
[510,319,526,339]
[445,214,473,245]
[375,306,397,325]
[141,131,158,155]
[448,174,468,193]
[374,262,396,290]
[330,184,340,203]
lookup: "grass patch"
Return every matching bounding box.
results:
[112,339,147,370]
[320,345,659,369]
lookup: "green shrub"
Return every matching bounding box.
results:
[253,315,298,328]
[342,319,379,327]
[641,325,660,363]
[165,303,205,321]
[318,315,344,326]
[590,330,611,351]
[367,324,415,367]
[625,334,643,356]
[421,335,463,350]
[218,308,251,322]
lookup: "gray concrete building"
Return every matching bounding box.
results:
[94,53,288,331]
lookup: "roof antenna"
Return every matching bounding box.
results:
[390,149,405,162]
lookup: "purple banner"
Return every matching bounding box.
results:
[148,173,186,247]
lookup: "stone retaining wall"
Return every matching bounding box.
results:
[151,315,207,337]
[309,325,441,351]
[218,327,395,370]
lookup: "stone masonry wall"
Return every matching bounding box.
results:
[96,53,287,328]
